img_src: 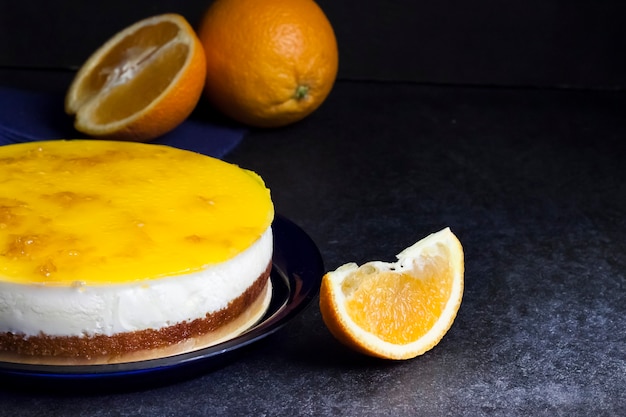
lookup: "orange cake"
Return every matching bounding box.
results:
[0,140,274,365]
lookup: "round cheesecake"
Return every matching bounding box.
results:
[0,140,274,365]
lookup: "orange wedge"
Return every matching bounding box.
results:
[319,228,464,360]
[65,14,206,142]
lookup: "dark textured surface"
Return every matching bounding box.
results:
[0,72,625,415]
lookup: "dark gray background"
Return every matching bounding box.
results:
[2,0,625,89]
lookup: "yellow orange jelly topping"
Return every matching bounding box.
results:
[0,140,274,285]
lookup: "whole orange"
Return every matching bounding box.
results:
[198,0,338,127]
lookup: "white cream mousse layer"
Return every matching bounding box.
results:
[0,228,272,338]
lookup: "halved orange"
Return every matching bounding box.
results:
[319,228,464,360]
[65,13,206,142]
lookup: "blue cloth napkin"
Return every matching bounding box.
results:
[0,87,245,158]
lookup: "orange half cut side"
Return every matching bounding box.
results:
[65,13,206,142]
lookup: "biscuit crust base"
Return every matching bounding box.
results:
[0,262,272,365]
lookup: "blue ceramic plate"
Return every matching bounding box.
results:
[0,215,323,392]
